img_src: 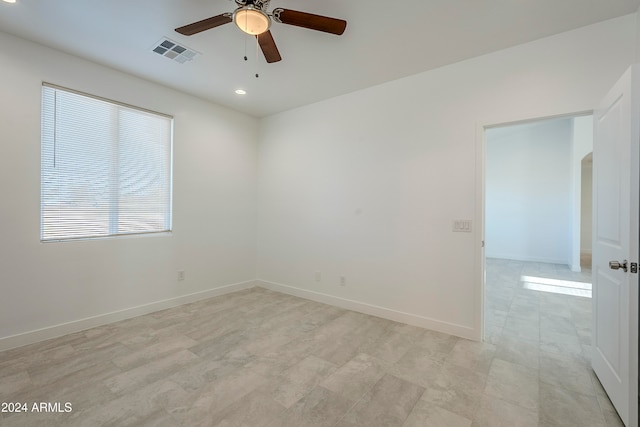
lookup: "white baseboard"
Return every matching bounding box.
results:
[256,280,478,341]
[485,253,567,265]
[0,280,257,352]
[1,278,480,352]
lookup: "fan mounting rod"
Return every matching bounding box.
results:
[234,0,271,9]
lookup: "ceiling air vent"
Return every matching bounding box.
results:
[151,38,199,64]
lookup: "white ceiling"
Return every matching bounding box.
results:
[0,0,638,117]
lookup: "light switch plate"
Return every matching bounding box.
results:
[453,220,472,232]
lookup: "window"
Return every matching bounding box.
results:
[41,84,173,241]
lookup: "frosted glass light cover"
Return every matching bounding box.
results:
[234,9,270,35]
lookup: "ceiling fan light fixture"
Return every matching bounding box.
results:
[233,6,270,35]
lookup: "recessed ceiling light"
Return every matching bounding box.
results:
[235,89,247,95]
[3,0,17,4]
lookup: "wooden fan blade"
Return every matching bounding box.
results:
[175,14,232,36]
[257,31,282,63]
[273,9,347,35]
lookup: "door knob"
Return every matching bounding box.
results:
[609,260,628,272]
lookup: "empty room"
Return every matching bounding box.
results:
[0,1,639,426]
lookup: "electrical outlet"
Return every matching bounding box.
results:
[315,271,321,282]
[340,276,346,286]
[177,270,185,281]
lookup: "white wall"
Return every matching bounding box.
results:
[486,115,592,271]
[636,5,640,62]
[256,15,636,339]
[0,32,259,349]
[486,118,573,264]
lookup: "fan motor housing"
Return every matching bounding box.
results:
[235,0,271,11]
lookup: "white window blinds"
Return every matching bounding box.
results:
[41,84,173,241]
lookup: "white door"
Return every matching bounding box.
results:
[592,65,639,427]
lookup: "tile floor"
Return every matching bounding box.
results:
[0,259,624,426]
[484,257,623,427]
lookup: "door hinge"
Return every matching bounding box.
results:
[631,262,638,274]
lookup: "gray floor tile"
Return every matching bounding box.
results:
[67,379,189,427]
[484,358,539,410]
[336,374,424,427]
[268,386,354,427]
[104,349,199,394]
[539,330,584,359]
[357,329,414,364]
[181,367,269,425]
[539,382,606,427]
[472,395,538,427]
[494,334,540,369]
[539,350,595,396]
[388,344,443,389]
[209,388,286,427]
[422,362,487,419]
[446,338,496,374]
[319,353,387,402]
[268,355,337,409]
[112,333,198,370]
[403,400,472,427]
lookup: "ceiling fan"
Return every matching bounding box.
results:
[175,0,347,63]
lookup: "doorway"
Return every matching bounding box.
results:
[483,113,594,340]
[480,113,624,425]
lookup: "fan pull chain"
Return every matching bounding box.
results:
[243,12,248,61]
[255,35,260,78]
